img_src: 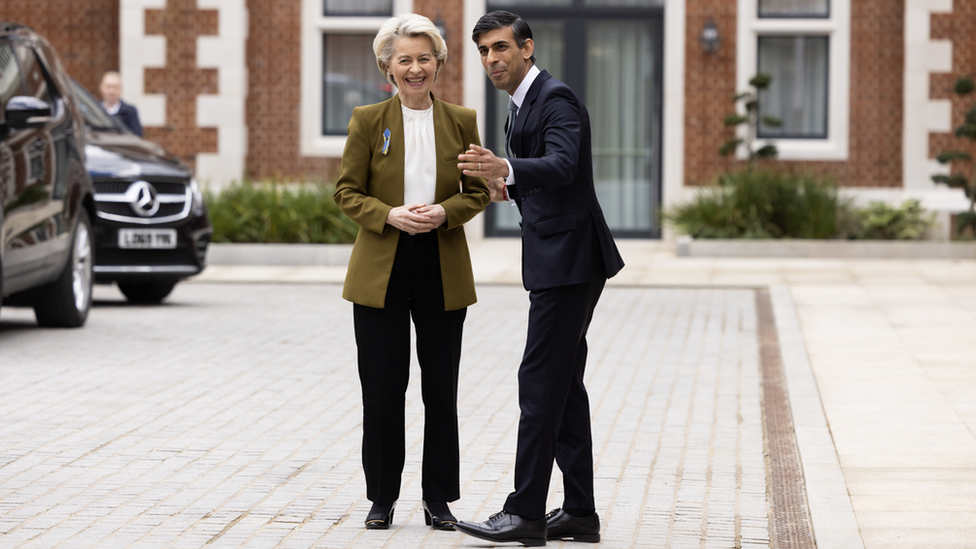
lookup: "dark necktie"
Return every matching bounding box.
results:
[505,99,518,158]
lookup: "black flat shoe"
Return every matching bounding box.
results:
[455,510,546,547]
[364,501,396,529]
[545,508,600,542]
[422,500,457,530]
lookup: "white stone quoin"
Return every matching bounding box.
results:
[119,0,167,127]
[903,0,953,191]
[196,0,249,187]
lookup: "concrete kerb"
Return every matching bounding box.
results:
[770,285,865,549]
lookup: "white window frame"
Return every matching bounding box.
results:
[736,0,850,161]
[300,0,413,157]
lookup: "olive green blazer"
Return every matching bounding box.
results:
[334,94,490,310]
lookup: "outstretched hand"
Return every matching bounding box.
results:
[458,144,509,181]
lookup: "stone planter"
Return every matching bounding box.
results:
[676,236,976,259]
[207,243,353,266]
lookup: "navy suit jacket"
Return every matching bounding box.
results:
[508,70,624,291]
[114,100,143,137]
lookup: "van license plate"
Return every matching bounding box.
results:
[118,229,177,249]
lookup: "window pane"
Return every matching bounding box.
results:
[587,20,658,232]
[71,81,121,131]
[583,0,663,6]
[758,36,828,138]
[324,0,391,16]
[0,44,24,107]
[758,0,829,17]
[16,46,52,102]
[488,0,573,8]
[322,34,393,136]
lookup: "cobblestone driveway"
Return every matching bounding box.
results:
[1,283,770,549]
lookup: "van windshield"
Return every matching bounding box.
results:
[70,79,125,132]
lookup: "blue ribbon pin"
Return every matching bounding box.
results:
[382,128,391,155]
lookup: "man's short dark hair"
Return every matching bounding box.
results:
[471,10,536,63]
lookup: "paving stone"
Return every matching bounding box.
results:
[1,284,773,547]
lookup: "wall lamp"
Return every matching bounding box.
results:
[435,13,448,42]
[700,17,720,55]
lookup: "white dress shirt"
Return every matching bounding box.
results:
[504,64,542,194]
[401,103,437,207]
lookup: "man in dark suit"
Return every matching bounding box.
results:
[99,71,143,137]
[455,10,625,547]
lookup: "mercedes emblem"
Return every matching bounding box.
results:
[128,180,159,217]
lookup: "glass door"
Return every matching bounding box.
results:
[484,1,664,238]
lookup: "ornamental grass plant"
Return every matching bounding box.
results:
[205,181,358,244]
[665,170,854,239]
[853,199,935,240]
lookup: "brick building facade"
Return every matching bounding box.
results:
[2,0,974,238]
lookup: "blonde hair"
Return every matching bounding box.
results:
[373,14,448,86]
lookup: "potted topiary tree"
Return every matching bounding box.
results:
[932,76,976,237]
[719,73,782,170]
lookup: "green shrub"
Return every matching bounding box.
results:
[205,181,358,244]
[664,170,853,239]
[851,199,935,240]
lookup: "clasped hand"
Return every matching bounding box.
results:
[387,203,446,235]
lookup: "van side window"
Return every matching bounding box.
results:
[15,44,53,103]
[0,44,25,112]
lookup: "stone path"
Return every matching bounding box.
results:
[2,283,778,548]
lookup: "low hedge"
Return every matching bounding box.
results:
[664,170,935,240]
[205,181,358,244]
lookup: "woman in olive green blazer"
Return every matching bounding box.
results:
[333,14,490,532]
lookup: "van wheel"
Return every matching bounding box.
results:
[34,210,94,328]
[118,280,178,304]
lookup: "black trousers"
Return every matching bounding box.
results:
[503,277,606,520]
[353,231,466,505]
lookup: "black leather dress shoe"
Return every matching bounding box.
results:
[364,501,396,529]
[422,500,457,530]
[545,508,600,542]
[455,511,546,546]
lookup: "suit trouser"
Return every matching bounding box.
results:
[353,231,466,504]
[503,277,606,521]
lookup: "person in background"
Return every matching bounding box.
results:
[333,13,490,533]
[99,71,142,137]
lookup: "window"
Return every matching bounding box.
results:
[16,46,53,103]
[758,0,829,18]
[301,0,412,157]
[324,0,392,15]
[757,35,828,138]
[737,0,849,160]
[321,34,393,136]
[0,44,24,109]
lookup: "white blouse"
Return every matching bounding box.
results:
[401,103,437,207]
